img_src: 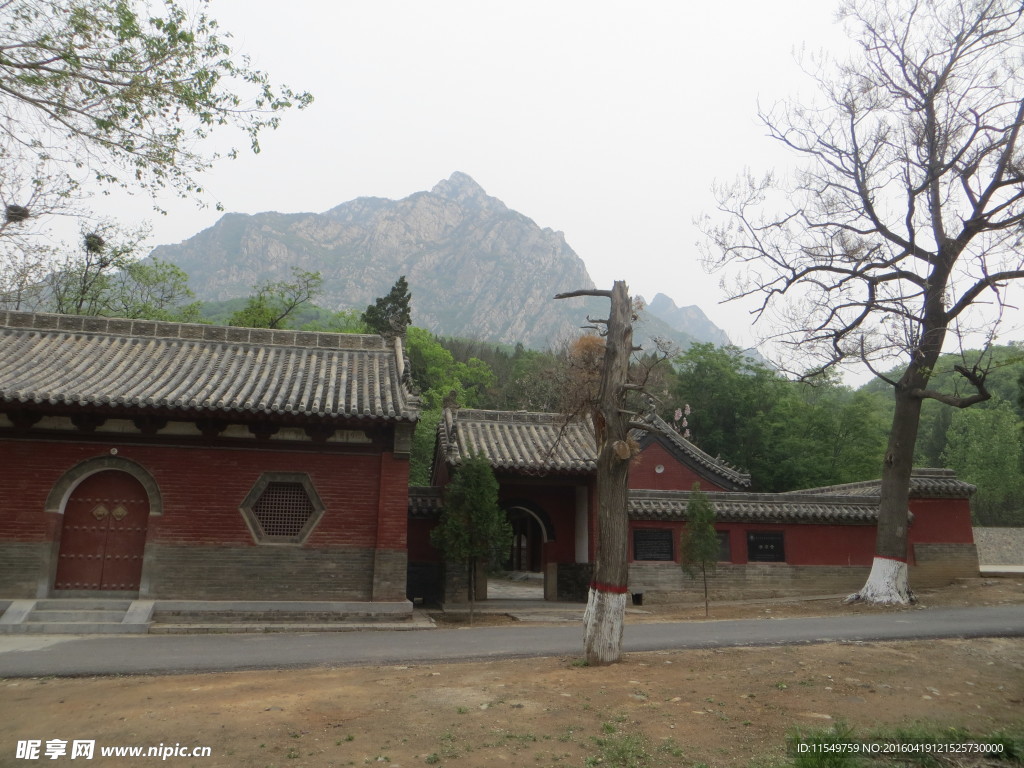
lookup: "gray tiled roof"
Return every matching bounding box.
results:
[629,489,881,524]
[439,409,596,473]
[438,409,756,486]
[410,485,885,524]
[791,468,976,499]
[631,414,751,489]
[0,311,419,422]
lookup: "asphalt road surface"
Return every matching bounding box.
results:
[0,605,1020,678]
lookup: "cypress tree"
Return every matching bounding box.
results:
[680,483,719,617]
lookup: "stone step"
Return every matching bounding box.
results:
[151,610,410,624]
[25,610,128,623]
[32,599,133,611]
[149,620,433,634]
[2,622,150,635]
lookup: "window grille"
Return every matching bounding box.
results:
[252,482,316,538]
[240,473,325,544]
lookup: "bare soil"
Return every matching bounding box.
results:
[2,578,1022,768]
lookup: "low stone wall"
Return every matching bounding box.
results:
[629,542,980,603]
[0,543,48,598]
[913,543,980,586]
[141,544,383,600]
[628,562,871,603]
[556,563,593,602]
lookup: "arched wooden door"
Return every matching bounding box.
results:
[54,470,150,591]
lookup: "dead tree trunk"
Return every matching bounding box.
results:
[555,281,635,665]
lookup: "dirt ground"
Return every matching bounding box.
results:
[1,578,1022,768]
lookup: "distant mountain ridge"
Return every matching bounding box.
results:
[151,172,732,350]
[642,293,732,348]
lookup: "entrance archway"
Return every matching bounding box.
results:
[495,503,556,601]
[506,507,548,572]
[54,470,150,591]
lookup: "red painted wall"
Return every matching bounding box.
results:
[0,437,404,549]
[628,516,967,566]
[629,442,726,492]
[626,520,876,569]
[909,498,974,544]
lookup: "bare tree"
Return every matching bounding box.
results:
[556,281,660,665]
[700,0,1024,603]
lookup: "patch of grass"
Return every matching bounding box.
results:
[590,731,652,767]
[437,730,459,760]
[656,738,685,758]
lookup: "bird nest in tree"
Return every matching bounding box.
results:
[4,205,29,224]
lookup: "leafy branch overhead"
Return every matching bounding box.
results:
[0,0,313,209]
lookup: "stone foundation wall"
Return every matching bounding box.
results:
[372,548,408,601]
[629,563,871,603]
[556,563,593,602]
[141,544,379,600]
[0,542,49,597]
[629,543,980,603]
[913,543,979,587]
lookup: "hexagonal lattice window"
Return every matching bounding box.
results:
[240,473,325,544]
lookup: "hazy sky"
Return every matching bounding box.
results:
[101,0,855,352]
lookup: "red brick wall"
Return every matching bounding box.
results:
[0,438,392,549]
[629,442,727,492]
[376,452,410,550]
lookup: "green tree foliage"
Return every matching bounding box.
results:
[941,399,1024,526]
[679,484,719,617]
[435,339,567,411]
[672,344,890,491]
[405,327,498,485]
[362,276,412,338]
[227,268,323,329]
[47,222,198,320]
[0,0,312,213]
[430,452,512,622]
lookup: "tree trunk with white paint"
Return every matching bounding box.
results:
[847,363,931,605]
[556,281,636,666]
[583,281,633,665]
[583,588,628,663]
[850,556,912,605]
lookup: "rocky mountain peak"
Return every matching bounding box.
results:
[429,171,499,209]
[150,174,732,350]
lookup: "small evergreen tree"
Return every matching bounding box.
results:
[680,483,719,617]
[431,452,511,624]
[362,276,412,338]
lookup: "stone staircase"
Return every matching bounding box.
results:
[0,599,153,634]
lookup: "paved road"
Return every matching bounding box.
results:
[0,605,1020,678]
